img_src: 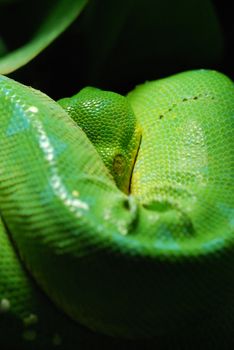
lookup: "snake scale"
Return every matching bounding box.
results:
[0,69,234,348]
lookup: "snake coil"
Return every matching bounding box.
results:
[0,70,234,347]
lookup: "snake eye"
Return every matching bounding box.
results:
[112,153,126,177]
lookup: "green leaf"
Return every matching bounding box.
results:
[0,0,88,74]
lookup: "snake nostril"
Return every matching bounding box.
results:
[123,199,131,210]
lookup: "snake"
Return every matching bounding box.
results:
[0,69,234,348]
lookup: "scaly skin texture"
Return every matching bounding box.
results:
[58,87,141,193]
[0,70,233,349]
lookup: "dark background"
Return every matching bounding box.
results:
[0,0,233,100]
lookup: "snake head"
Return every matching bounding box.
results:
[58,87,141,194]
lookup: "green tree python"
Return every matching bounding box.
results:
[0,69,234,348]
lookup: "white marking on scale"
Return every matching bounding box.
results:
[27,106,39,113]
[0,298,10,312]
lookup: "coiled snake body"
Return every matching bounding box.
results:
[0,70,234,346]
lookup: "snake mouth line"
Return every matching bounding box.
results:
[128,133,142,195]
